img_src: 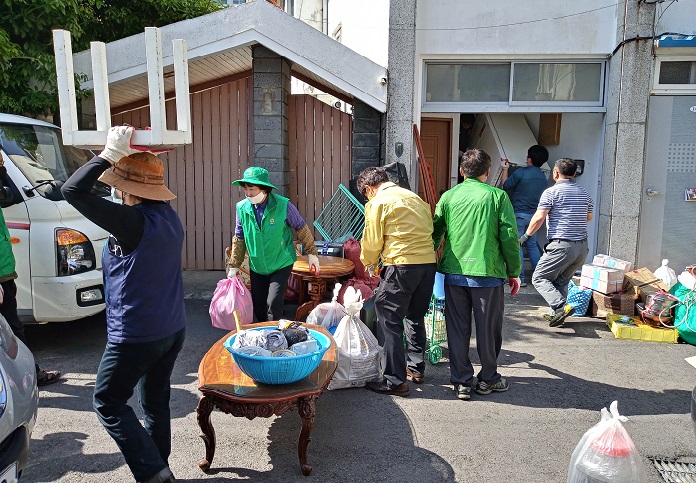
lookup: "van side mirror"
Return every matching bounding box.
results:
[0,186,14,208]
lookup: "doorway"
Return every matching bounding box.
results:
[419,118,452,198]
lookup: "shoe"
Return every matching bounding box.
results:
[406,368,424,384]
[474,377,509,395]
[140,467,175,483]
[365,380,410,397]
[547,304,575,328]
[454,384,471,401]
[520,281,528,287]
[37,369,61,387]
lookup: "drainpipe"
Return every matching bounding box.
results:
[323,0,328,35]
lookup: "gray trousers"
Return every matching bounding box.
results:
[532,239,588,311]
[444,284,504,387]
[374,264,437,386]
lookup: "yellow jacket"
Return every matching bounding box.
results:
[360,182,436,267]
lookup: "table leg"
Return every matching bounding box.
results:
[197,395,216,472]
[298,395,317,476]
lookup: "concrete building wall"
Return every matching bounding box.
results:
[415,0,617,57]
[655,1,696,36]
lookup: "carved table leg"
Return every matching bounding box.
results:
[197,395,216,472]
[298,395,317,476]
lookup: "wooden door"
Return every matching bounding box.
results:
[420,119,452,198]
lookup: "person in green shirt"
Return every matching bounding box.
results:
[433,149,520,401]
[225,167,320,322]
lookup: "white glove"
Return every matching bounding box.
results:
[99,126,140,164]
[308,254,320,275]
[367,265,376,278]
[500,158,510,169]
[226,267,239,279]
[0,285,4,304]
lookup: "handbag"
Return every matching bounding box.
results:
[566,281,592,316]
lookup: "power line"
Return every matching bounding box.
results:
[411,3,619,31]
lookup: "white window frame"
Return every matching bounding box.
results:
[509,61,606,108]
[422,60,607,113]
[653,55,696,95]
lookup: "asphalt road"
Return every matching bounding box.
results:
[21,271,696,482]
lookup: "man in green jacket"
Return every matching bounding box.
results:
[433,149,520,401]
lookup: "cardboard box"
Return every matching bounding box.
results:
[592,254,633,272]
[590,291,637,317]
[622,268,669,302]
[581,264,625,283]
[606,314,678,344]
[581,276,623,294]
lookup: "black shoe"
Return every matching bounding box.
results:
[474,377,509,395]
[365,380,410,397]
[140,467,175,483]
[547,304,575,328]
[454,384,471,401]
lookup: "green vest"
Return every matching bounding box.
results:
[237,193,296,275]
[0,209,17,281]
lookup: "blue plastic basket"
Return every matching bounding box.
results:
[223,328,331,384]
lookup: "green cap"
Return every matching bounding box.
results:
[232,166,277,189]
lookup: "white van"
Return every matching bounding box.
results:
[0,114,107,322]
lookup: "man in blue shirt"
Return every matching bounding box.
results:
[501,145,549,286]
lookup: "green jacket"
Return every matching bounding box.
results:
[0,208,17,282]
[432,177,521,278]
[237,193,296,275]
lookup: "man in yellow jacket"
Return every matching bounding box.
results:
[358,167,436,397]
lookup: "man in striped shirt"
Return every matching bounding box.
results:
[522,158,594,327]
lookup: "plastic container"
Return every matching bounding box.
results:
[224,328,331,384]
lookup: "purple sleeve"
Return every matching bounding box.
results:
[234,212,244,238]
[285,202,307,230]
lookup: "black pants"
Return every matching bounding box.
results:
[93,328,185,481]
[0,279,40,372]
[374,263,437,386]
[249,264,293,322]
[444,284,504,387]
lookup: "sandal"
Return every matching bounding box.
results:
[37,369,61,386]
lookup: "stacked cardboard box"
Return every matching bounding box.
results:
[582,255,636,317]
[622,267,669,302]
[592,255,633,272]
[580,264,624,294]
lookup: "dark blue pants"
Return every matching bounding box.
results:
[93,328,185,481]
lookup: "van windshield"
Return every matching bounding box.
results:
[0,123,110,200]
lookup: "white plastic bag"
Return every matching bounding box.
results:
[327,286,381,390]
[306,283,345,329]
[567,401,647,483]
[209,276,254,330]
[654,259,678,290]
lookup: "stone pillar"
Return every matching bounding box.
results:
[385,0,417,185]
[252,45,291,196]
[597,0,655,263]
[351,100,383,179]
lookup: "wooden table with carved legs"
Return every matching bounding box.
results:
[292,255,355,320]
[196,323,337,476]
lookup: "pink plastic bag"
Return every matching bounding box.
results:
[209,277,254,330]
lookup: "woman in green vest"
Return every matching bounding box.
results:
[225,167,320,322]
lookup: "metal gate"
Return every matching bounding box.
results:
[112,82,352,270]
